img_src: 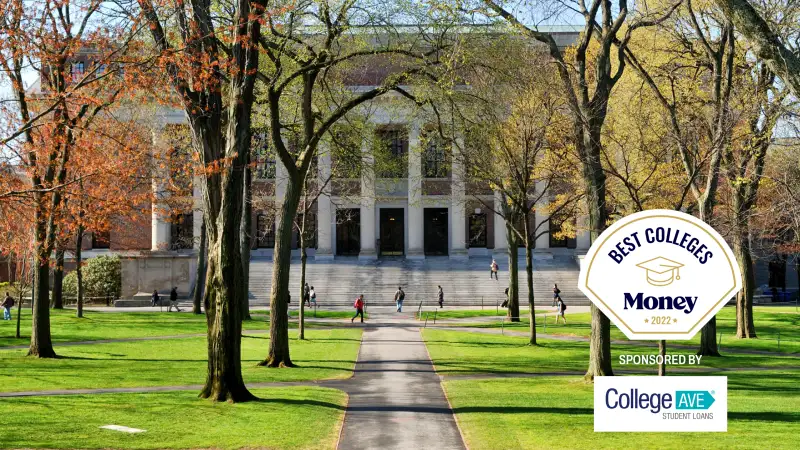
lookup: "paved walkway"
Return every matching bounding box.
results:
[334,308,465,450]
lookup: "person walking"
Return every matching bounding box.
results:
[303,283,311,307]
[310,286,317,307]
[502,287,509,308]
[490,259,499,280]
[437,285,444,308]
[2,292,15,320]
[552,283,562,307]
[351,295,365,323]
[151,289,160,307]
[394,286,405,312]
[556,297,567,324]
[168,287,181,312]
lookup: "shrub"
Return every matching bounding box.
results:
[63,255,122,299]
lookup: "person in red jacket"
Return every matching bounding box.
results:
[351,295,365,323]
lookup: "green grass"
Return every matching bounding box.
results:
[0,309,338,347]
[0,387,346,449]
[445,305,800,354]
[442,371,800,449]
[0,328,362,392]
[422,329,800,377]
[286,309,368,319]
[418,309,548,320]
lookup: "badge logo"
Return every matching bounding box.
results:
[578,210,742,340]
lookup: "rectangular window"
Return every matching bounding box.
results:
[72,61,85,82]
[468,213,487,248]
[254,133,276,179]
[294,213,317,249]
[376,128,408,178]
[424,135,450,178]
[92,230,111,249]
[171,214,194,250]
[256,214,275,248]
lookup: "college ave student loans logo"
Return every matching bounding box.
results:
[578,210,742,340]
[595,376,728,432]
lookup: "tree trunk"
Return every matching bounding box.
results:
[299,244,307,340]
[697,209,721,356]
[240,152,253,321]
[506,221,520,322]
[29,258,55,357]
[52,246,64,309]
[262,177,302,367]
[583,127,613,379]
[75,227,84,319]
[15,290,23,339]
[525,240,536,345]
[193,221,207,315]
[734,227,757,338]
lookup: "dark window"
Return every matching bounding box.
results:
[256,214,275,248]
[92,230,111,249]
[254,133,276,179]
[294,213,317,249]
[376,128,408,178]
[72,61,85,81]
[424,134,450,178]
[468,213,487,248]
[171,213,194,250]
[549,214,577,249]
[168,137,193,195]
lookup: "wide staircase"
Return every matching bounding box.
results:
[248,252,589,308]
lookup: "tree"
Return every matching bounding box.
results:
[255,1,454,367]
[0,0,137,357]
[625,0,739,356]
[482,0,680,379]
[713,0,800,95]
[136,0,269,401]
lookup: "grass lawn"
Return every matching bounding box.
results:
[0,309,302,347]
[447,305,800,354]
[442,371,800,449]
[0,328,362,392]
[287,309,368,319]
[0,386,346,449]
[422,329,800,377]
[418,309,548,320]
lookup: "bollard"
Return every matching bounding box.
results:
[424,312,429,328]
[496,299,499,315]
[433,309,437,324]
[543,314,547,333]
[314,303,317,318]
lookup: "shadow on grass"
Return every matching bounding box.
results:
[252,397,346,410]
[729,411,800,422]
[452,406,593,415]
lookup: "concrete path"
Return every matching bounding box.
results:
[335,308,465,450]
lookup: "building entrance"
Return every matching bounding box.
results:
[336,209,360,256]
[379,208,404,256]
[424,208,448,255]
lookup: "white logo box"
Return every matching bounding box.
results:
[594,376,727,432]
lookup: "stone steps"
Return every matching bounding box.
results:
[247,255,589,306]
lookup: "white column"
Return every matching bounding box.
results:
[577,214,591,250]
[450,137,467,259]
[407,122,424,259]
[192,175,203,250]
[359,139,377,259]
[316,145,334,260]
[493,191,507,255]
[151,130,171,251]
[534,180,550,250]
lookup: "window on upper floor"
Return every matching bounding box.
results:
[423,132,450,178]
[171,213,194,250]
[468,213,487,248]
[375,127,408,178]
[92,229,111,249]
[256,214,275,248]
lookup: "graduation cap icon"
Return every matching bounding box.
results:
[636,257,684,287]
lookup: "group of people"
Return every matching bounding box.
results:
[150,287,181,312]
